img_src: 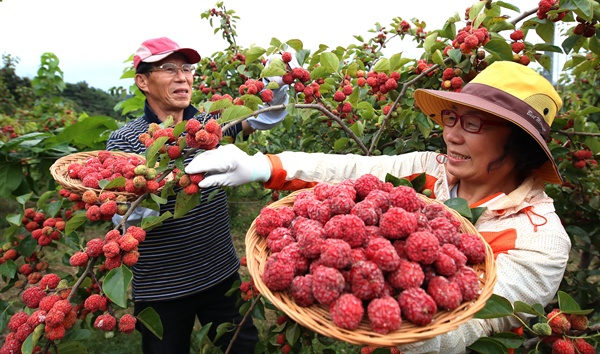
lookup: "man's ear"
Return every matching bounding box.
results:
[135,73,149,93]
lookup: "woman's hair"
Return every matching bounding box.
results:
[488,124,548,181]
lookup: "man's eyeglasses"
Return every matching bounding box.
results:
[148,63,196,76]
[441,109,510,134]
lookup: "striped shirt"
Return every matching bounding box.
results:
[106,102,244,302]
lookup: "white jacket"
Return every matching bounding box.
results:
[264,151,571,353]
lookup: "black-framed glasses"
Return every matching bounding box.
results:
[148,63,196,76]
[441,109,510,134]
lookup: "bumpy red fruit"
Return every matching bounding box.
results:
[456,233,486,264]
[319,238,353,270]
[86,238,105,257]
[311,266,345,305]
[8,311,29,332]
[94,313,117,331]
[398,287,437,326]
[262,253,296,291]
[367,295,402,334]
[255,207,283,237]
[389,186,424,212]
[379,207,418,239]
[427,276,463,310]
[22,286,46,309]
[405,231,440,265]
[552,338,575,354]
[547,308,571,334]
[349,260,384,300]
[329,293,364,330]
[84,294,108,312]
[572,338,595,354]
[324,214,367,248]
[118,314,137,334]
[386,258,424,290]
[291,274,315,307]
[39,273,61,290]
[449,266,480,301]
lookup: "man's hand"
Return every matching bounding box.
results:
[184,144,272,188]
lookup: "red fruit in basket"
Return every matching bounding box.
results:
[276,205,296,228]
[371,244,401,272]
[319,238,353,270]
[398,287,437,326]
[405,231,440,265]
[279,242,310,275]
[456,233,486,264]
[351,200,382,226]
[439,243,467,267]
[311,266,345,305]
[329,293,364,330]
[295,219,327,259]
[329,195,356,215]
[379,207,418,239]
[67,163,83,178]
[433,252,458,276]
[349,260,385,300]
[324,214,367,248]
[427,276,463,310]
[386,258,424,290]
[449,266,480,301]
[364,189,391,212]
[262,253,296,292]
[290,274,315,307]
[255,207,283,237]
[266,227,295,253]
[307,199,332,224]
[354,174,384,200]
[367,295,402,334]
[389,186,424,212]
[430,216,461,244]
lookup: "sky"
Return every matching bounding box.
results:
[0,0,543,92]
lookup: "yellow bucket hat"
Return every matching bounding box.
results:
[413,61,563,184]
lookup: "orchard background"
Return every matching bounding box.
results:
[1,0,599,353]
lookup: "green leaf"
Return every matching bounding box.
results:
[535,20,556,43]
[470,206,486,224]
[194,322,213,346]
[140,211,173,230]
[174,190,200,219]
[0,260,17,278]
[514,301,544,317]
[0,162,24,198]
[489,332,525,348]
[285,322,301,345]
[147,136,170,166]
[415,113,434,138]
[468,337,507,354]
[319,52,340,73]
[6,213,22,226]
[557,290,593,314]
[103,265,133,308]
[56,340,89,354]
[244,46,266,65]
[16,235,37,258]
[474,294,514,319]
[411,173,427,192]
[385,173,412,187]
[444,197,472,219]
[483,39,513,60]
[65,212,88,235]
[100,176,126,190]
[221,105,254,123]
[333,138,349,152]
[137,307,163,339]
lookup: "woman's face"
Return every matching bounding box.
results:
[442,105,515,185]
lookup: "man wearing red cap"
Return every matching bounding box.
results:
[107,37,288,354]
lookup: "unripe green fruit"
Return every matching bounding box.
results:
[134,165,147,176]
[532,322,552,336]
[2,242,12,251]
[146,168,157,180]
[422,189,432,197]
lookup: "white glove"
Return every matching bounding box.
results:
[246,83,289,130]
[111,206,159,228]
[184,144,272,188]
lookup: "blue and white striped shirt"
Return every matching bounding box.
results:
[106,102,244,301]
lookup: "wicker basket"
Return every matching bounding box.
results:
[246,189,497,347]
[50,150,161,202]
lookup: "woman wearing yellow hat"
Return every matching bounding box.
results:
[186,61,571,353]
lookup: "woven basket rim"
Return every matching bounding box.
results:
[246,188,497,347]
[49,150,158,202]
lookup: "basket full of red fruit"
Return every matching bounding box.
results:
[245,174,497,346]
[50,150,169,202]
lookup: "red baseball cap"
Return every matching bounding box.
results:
[133,37,201,70]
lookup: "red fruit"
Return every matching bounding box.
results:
[511,42,525,53]
[572,338,595,354]
[118,314,137,334]
[333,91,346,102]
[102,241,120,258]
[405,231,440,265]
[552,338,575,354]
[386,258,424,290]
[85,205,102,222]
[568,314,588,330]
[118,234,139,252]
[21,286,46,309]
[510,29,524,41]
[367,295,401,334]
[398,287,437,326]
[122,250,140,266]
[312,266,346,305]
[261,89,274,102]
[262,253,296,291]
[183,184,200,195]
[349,261,384,300]
[255,207,284,237]
[94,314,117,331]
[8,311,29,332]
[547,308,571,334]
[167,145,181,159]
[39,273,61,290]
[379,207,418,239]
[45,324,66,341]
[329,293,364,330]
[427,276,463,310]
[457,233,486,264]
[449,266,480,301]
[290,274,315,307]
[281,52,292,63]
[39,294,61,312]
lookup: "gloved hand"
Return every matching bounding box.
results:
[184,144,272,188]
[111,206,160,228]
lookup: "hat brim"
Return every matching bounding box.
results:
[142,48,201,65]
[414,88,563,184]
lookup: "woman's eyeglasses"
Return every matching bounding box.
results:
[441,109,510,133]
